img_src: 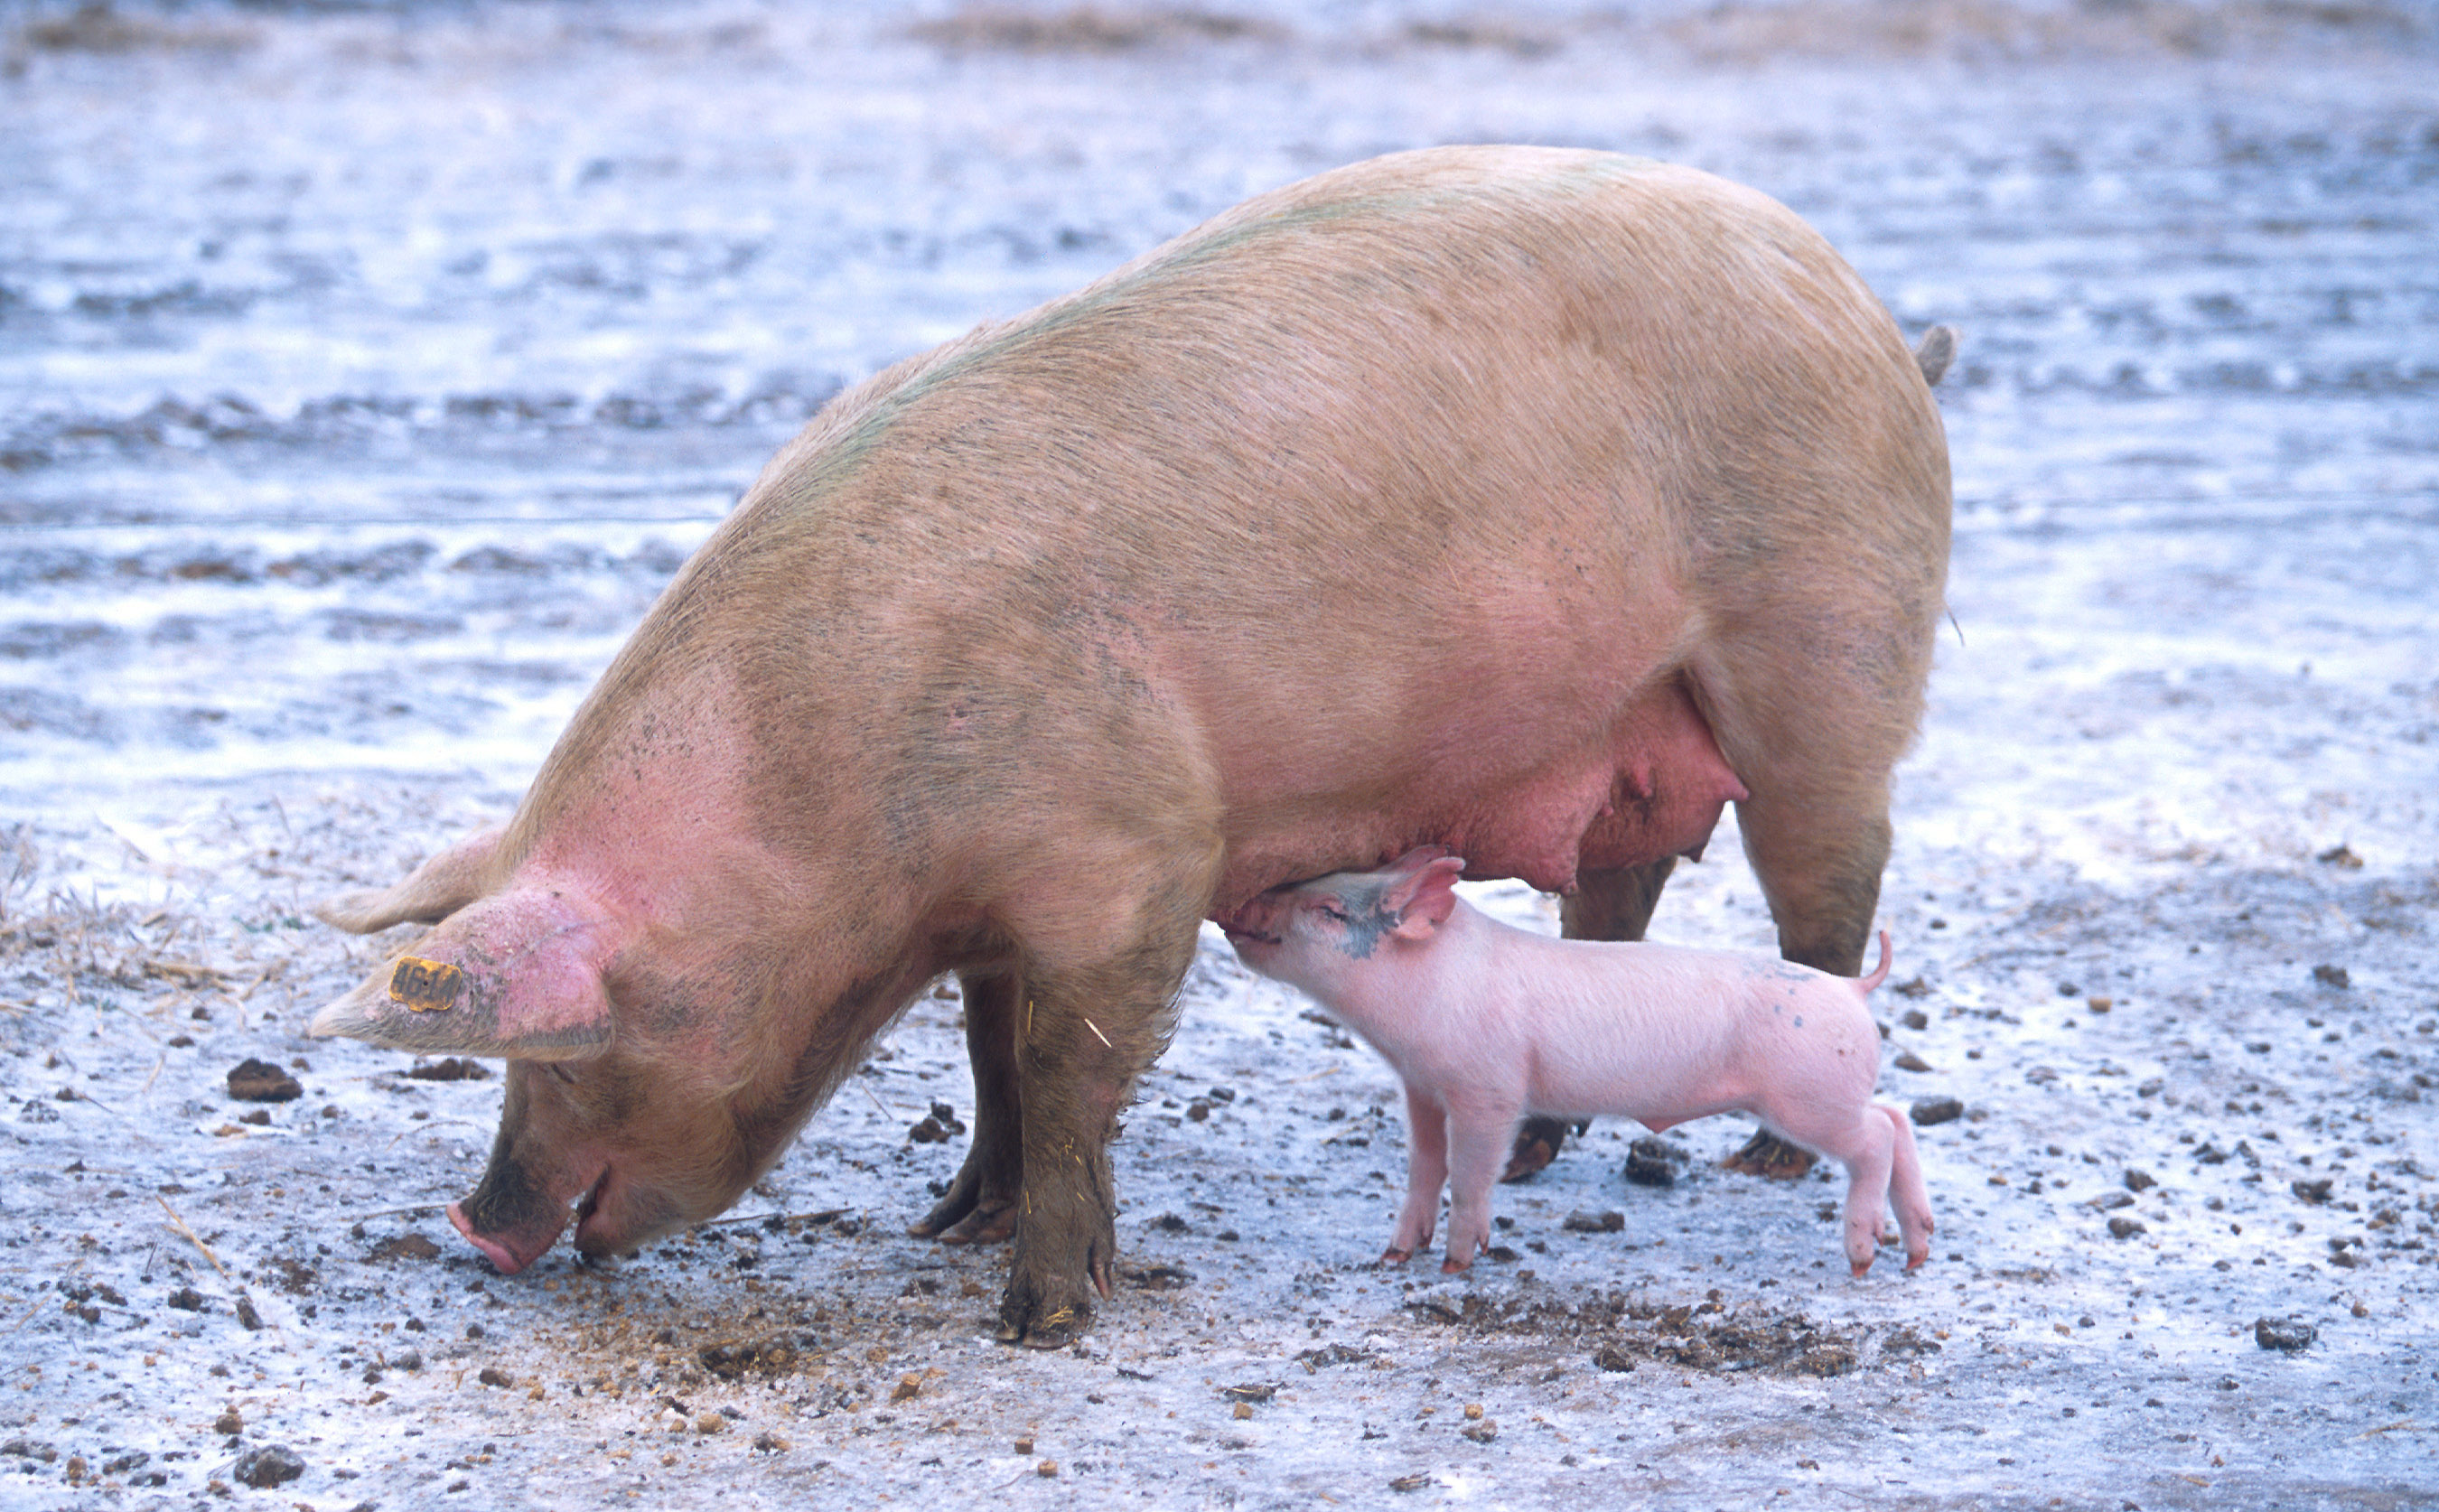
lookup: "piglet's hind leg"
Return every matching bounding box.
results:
[1818,1112,1897,1276]
[1880,1104,1935,1270]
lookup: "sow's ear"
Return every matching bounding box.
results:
[1386,855,1466,940]
[314,826,508,935]
[309,886,613,1061]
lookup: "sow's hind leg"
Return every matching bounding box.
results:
[1501,855,1677,1182]
[909,969,1023,1246]
[1717,765,1892,1182]
[1703,583,1937,1181]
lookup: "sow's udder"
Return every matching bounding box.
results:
[1220,681,1746,910]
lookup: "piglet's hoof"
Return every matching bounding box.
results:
[1721,1128,1818,1180]
[1380,1247,1413,1265]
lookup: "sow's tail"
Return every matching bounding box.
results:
[1855,929,1893,995]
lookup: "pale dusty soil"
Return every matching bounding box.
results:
[1,2,2435,1508]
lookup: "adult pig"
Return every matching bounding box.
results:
[308,145,1952,1347]
[1222,849,1934,1274]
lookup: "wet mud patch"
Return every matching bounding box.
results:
[1407,1287,1938,1379]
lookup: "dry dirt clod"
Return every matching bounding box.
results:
[1911,1097,1964,1126]
[1035,1460,1059,1478]
[1562,1209,1624,1233]
[1893,1051,1934,1073]
[369,1233,441,1263]
[2255,1317,2316,1352]
[403,1057,490,1081]
[232,1444,304,1489]
[1623,1134,1688,1187]
[2107,1217,2146,1239]
[226,1058,301,1102]
[211,1409,242,1435]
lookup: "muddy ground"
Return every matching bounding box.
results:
[2,1,2434,1507]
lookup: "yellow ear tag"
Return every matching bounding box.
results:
[388,957,466,1013]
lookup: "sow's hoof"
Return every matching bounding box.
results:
[1500,1115,1587,1183]
[914,1199,1015,1246]
[1722,1128,1818,1180]
[909,1179,1017,1246]
[995,1215,1116,1349]
[996,1275,1099,1350]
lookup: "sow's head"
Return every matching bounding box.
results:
[310,836,791,1275]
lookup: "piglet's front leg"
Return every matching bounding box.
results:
[1438,1107,1521,1274]
[1385,1085,1451,1264]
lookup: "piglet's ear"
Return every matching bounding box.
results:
[309,885,613,1062]
[1386,856,1466,940]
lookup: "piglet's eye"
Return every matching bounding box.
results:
[1318,904,1350,923]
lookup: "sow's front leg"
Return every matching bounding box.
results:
[995,944,1189,1349]
[909,970,1023,1246]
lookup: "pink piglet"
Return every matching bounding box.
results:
[1220,847,1934,1276]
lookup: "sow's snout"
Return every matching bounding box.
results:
[443,1062,605,1274]
[444,1063,712,1277]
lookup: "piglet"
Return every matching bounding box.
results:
[1220,848,1933,1276]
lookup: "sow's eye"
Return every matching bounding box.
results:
[1314,901,1350,923]
[548,1064,579,1087]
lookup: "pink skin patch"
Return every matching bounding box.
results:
[447,1199,539,1275]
